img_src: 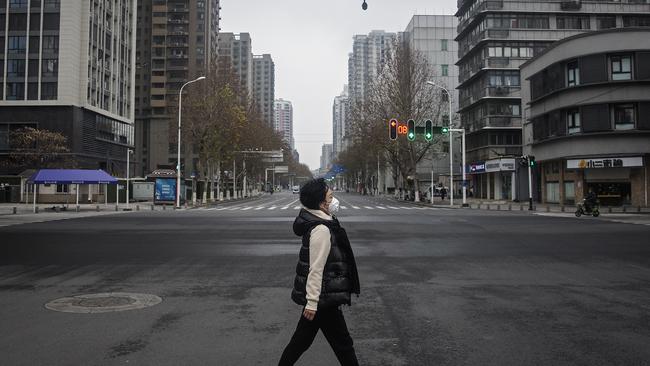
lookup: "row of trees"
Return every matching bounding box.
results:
[336,41,453,198]
[176,60,311,201]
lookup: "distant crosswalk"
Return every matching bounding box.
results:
[197,204,438,212]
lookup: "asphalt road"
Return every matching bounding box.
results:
[1,192,649,366]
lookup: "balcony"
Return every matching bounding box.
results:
[460,86,521,110]
[457,0,504,34]
[467,116,523,133]
[560,0,582,10]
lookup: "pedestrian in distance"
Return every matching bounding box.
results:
[440,187,447,201]
[279,178,361,366]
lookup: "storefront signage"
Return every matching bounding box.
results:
[567,157,643,169]
[485,159,516,172]
[469,162,485,173]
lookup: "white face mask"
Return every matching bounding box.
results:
[328,197,340,215]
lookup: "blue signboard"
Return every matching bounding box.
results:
[155,178,176,202]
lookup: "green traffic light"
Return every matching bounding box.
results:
[425,133,432,139]
[441,127,449,134]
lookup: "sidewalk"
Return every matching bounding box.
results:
[377,194,650,214]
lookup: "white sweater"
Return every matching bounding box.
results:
[304,208,332,311]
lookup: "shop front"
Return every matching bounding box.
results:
[468,158,516,200]
[542,156,648,207]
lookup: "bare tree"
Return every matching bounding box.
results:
[5,127,75,171]
[345,40,448,199]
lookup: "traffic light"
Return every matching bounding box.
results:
[407,119,415,141]
[389,119,398,140]
[441,126,449,134]
[529,155,536,167]
[424,120,433,141]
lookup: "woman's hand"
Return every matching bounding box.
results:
[302,308,316,321]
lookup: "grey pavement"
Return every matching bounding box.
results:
[1,192,649,365]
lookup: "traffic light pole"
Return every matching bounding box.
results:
[450,128,467,207]
[527,155,533,210]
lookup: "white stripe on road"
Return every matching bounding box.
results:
[254,206,265,210]
[340,206,347,209]
[294,206,301,209]
[241,207,253,211]
[363,206,374,210]
[375,206,386,210]
[351,206,360,209]
[268,206,277,210]
[386,206,400,209]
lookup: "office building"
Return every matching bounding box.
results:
[0,0,136,175]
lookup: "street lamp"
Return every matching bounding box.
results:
[126,148,133,211]
[176,76,206,209]
[426,80,468,207]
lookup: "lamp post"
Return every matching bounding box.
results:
[176,76,206,209]
[126,148,133,210]
[426,81,467,207]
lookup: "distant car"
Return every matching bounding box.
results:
[292,185,300,194]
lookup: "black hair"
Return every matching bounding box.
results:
[299,178,329,210]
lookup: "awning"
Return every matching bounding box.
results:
[27,169,118,185]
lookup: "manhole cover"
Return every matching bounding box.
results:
[45,293,162,313]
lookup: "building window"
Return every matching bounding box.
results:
[42,36,59,52]
[6,83,25,100]
[7,59,26,77]
[41,82,57,100]
[567,109,580,134]
[8,36,26,53]
[441,39,448,51]
[610,55,632,80]
[612,104,635,130]
[597,16,617,30]
[9,0,27,9]
[623,16,650,28]
[567,61,579,87]
[556,16,590,30]
[42,59,58,77]
[441,64,448,77]
[56,184,69,193]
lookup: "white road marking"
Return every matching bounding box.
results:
[376,206,386,209]
[386,206,400,209]
[340,206,348,209]
[268,206,277,210]
[294,206,301,209]
[254,206,265,210]
[363,206,374,210]
[241,207,253,211]
[351,206,360,209]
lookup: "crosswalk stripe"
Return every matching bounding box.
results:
[376,206,386,209]
[386,206,400,209]
[340,206,347,209]
[352,206,360,209]
[281,206,289,210]
[241,207,253,211]
[294,206,301,209]
[254,207,265,210]
[400,206,414,210]
[363,206,374,210]
[268,206,277,210]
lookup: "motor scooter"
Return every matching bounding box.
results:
[575,199,600,217]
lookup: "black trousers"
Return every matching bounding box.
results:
[279,306,359,366]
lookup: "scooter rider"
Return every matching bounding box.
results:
[584,189,597,212]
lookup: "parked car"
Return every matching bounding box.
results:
[292,185,300,194]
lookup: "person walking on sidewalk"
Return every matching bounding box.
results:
[278,178,361,366]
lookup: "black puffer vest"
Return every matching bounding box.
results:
[291,209,360,308]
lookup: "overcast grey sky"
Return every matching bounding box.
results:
[220,0,457,171]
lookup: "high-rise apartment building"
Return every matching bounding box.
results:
[216,32,252,97]
[0,0,136,174]
[274,98,293,149]
[455,0,650,200]
[253,54,274,127]
[332,85,348,159]
[348,30,397,105]
[134,0,220,176]
[321,144,333,172]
